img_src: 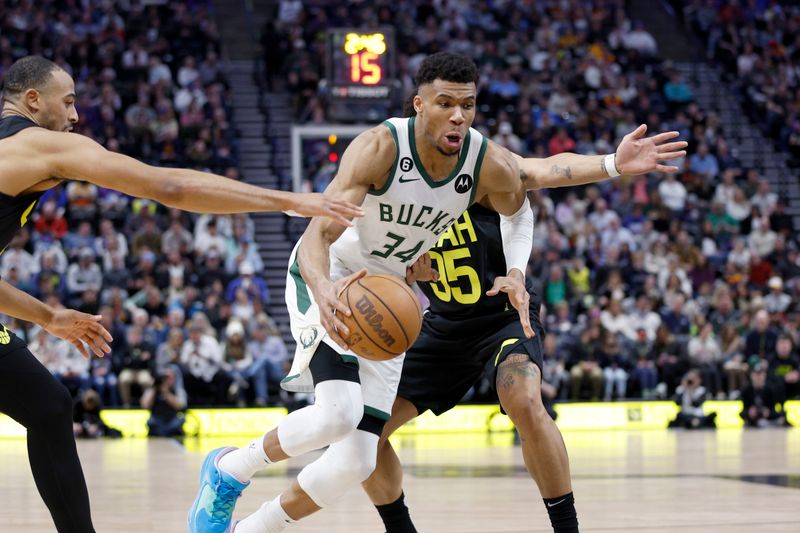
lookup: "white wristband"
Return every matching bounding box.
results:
[604,153,620,178]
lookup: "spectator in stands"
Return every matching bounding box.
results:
[720,324,748,399]
[597,332,629,401]
[72,389,121,439]
[53,339,91,397]
[770,335,800,401]
[740,363,788,428]
[764,276,791,315]
[687,320,724,397]
[669,369,716,429]
[661,293,691,336]
[180,319,232,406]
[117,326,155,408]
[248,315,289,400]
[0,234,37,285]
[567,325,604,400]
[745,309,778,360]
[161,219,194,256]
[194,216,228,259]
[33,199,68,240]
[142,367,187,437]
[688,143,719,181]
[223,320,265,407]
[65,248,102,305]
[225,261,270,307]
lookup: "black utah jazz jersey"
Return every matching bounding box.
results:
[0,116,44,257]
[419,202,541,323]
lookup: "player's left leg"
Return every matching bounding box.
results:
[0,336,95,532]
[496,348,578,533]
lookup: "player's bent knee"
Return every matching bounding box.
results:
[298,431,379,507]
[316,404,362,442]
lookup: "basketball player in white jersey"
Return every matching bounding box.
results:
[188,52,537,533]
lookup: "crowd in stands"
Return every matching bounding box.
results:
[682,0,800,163]
[269,0,800,417]
[0,0,290,420]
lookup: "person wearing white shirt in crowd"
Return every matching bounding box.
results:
[491,121,523,154]
[713,169,738,205]
[644,239,671,274]
[658,172,687,212]
[749,217,777,258]
[29,327,62,373]
[764,277,792,314]
[180,319,231,405]
[600,214,637,252]
[194,217,228,260]
[727,238,752,269]
[0,235,38,283]
[66,248,103,296]
[162,219,194,256]
[588,197,617,233]
[626,294,662,342]
[725,187,751,222]
[601,296,633,337]
[750,180,778,215]
[623,21,658,55]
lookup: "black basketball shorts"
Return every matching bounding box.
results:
[397,312,544,416]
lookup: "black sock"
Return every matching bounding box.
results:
[543,492,579,533]
[375,492,418,533]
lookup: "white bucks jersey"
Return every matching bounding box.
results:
[330,116,487,281]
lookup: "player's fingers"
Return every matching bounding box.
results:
[431,268,440,282]
[658,150,686,160]
[330,199,365,218]
[658,141,688,152]
[72,339,90,360]
[88,320,114,342]
[336,269,368,300]
[326,318,350,350]
[628,124,647,138]
[655,164,680,173]
[650,131,680,143]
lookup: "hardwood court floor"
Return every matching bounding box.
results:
[0,429,798,532]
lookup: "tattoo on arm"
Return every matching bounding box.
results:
[551,164,573,180]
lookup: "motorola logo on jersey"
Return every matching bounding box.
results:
[399,157,414,172]
[454,174,473,194]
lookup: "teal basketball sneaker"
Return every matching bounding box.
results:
[188,447,249,533]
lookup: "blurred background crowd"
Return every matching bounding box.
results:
[1,0,798,433]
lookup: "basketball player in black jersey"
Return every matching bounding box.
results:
[361,115,687,532]
[0,55,361,532]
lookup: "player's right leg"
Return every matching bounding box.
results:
[0,332,95,532]
[188,344,364,533]
[494,341,578,533]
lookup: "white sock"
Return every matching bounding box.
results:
[234,498,295,533]
[218,435,273,483]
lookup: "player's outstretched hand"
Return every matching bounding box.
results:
[486,269,534,338]
[615,124,688,176]
[315,269,368,350]
[287,193,365,227]
[405,253,440,285]
[44,309,113,359]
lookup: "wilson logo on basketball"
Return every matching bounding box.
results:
[354,295,396,347]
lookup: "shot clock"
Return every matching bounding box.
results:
[325,28,397,121]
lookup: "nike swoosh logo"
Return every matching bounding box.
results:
[546,498,567,508]
[398,175,420,183]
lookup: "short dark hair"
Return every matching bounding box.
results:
[2,56,61,100]
[415,52,478,88]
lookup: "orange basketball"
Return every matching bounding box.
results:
[339,274,423,361]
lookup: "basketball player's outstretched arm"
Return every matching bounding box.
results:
[475,141,535,338]
[297,126,397,350]
[0,280,112,358]
[9,129,363,225]
[517,124,688,190]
